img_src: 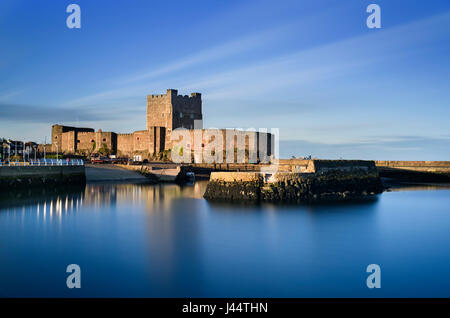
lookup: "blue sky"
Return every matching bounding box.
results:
[1,0,449,159]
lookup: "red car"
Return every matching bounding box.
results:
[90,156,109,164]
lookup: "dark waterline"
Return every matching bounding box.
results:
[1,181,450,297]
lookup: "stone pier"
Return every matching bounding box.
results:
[203,160,384,203]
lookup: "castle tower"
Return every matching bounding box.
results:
[146,89,203,135]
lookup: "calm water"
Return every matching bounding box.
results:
[1,181,450,297]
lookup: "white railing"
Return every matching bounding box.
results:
[0,159,84,167]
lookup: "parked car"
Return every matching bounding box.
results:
[91,156,109,164]
[128,159,141,165]
[110,158,128,164]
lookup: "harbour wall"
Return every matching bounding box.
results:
[375,161,450,182]
[189,160,450,183]
[203,160,383,203]
[0,165,86,190]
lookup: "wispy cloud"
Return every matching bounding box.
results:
[119,25,293,84]
[184,10,450,100]
[0,89,24,101]
[64,10,450,110]
[0,103,123,123]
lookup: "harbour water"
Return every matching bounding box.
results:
[1,181,450,297]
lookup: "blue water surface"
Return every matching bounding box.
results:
[0,182,449,297]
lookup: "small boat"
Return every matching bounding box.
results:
[185,171,195,181]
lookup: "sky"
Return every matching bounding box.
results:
[0,0,449,160]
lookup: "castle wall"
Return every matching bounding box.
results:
[61,130,76,154]
[133,130,153,153]
[170,129,273,163]
[51,125,94,152]
[60,130,116,155]
[94,131,117,154]
[76,131,97,153]
[117,133,134,156]
[117,127,166,158]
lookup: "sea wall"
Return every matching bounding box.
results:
[203,172,262,201]
[203,160,383,203]
[375,161,450,182]
[0,165,86,190]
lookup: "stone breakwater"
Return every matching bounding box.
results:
[375,161,450,182]
[203,160,384,203]
[0,165,86,190]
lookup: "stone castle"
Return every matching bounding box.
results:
[52,89,273,162]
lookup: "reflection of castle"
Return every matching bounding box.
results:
[83,182,209,209]
[51,89,273,161]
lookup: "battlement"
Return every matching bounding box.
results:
[77,131,94,136]
[147,89,201,101]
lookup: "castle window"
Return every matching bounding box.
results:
[136,137,140,141]
[55,136,58,139]
[103,138,106,142]
[91,140,94,143]
[77,140,80,143]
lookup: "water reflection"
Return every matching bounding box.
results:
[84,182,208,210]
[0,182,209,217]
[2,180,448,216]
[386,182,450,192]
[0,185,85,221]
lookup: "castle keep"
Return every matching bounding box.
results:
[52,89,273,162]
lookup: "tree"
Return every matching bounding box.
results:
[98,143,110,156]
